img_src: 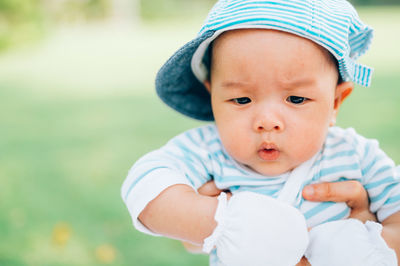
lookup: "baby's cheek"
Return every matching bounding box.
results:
[298,134,326,160]
[226,141,250,162]
[221,132,252,159]
[291,142,321,166]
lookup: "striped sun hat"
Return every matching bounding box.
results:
[156,0,374,121]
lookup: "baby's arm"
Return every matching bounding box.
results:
[122,127,223,244]
[141,183,310,265]
[382,211,400,264]
[180,181,233,253]
[139,184,218,244]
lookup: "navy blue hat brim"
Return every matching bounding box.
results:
[156,30,215,121]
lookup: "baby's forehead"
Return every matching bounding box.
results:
[210,29,337,74]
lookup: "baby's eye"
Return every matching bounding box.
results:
[286,96,308,105]
[232,97,251,105]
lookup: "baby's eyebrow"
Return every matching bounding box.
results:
[220,79,316,90]
[220,81,252,90]
[280,78,317,90]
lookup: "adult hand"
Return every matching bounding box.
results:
[199,180,375,222]
[302,180,376,223]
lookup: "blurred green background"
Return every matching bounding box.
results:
[0,0,399,265]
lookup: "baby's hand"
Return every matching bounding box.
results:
[305,219,397,266]
[203,191,309,266]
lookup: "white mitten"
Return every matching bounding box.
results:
[305,219,397,266]
[202,191,309,266]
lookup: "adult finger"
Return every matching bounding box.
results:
[198,180,222,197]
[302,180,369,210]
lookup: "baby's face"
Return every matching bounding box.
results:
[205,29,351,176]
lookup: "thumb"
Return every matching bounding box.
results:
[198,180,223,197]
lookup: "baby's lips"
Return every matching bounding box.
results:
[259,142,279,151]
[258,148,280,161]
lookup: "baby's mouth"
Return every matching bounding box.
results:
[258,143,280,161]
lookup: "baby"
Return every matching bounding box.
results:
[122,0,400,265]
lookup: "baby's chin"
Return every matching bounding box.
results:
[245,163,295,177]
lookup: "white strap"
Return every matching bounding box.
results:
[278,152,319,206]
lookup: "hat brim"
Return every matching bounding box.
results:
[156,30,215,121]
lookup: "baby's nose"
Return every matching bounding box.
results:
[253,108,284,132]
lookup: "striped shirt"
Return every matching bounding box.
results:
[121,124,400,262]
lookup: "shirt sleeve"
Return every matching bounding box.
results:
[121,126,215,236]
[352,131,400,222]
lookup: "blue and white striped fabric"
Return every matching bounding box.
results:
[121,125,400,235]
[192,0,374,87]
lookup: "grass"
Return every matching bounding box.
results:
[0,6,399,266]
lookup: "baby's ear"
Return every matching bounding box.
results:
[330,81,354,126]
[204,80,211,93]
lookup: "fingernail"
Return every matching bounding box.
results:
[303,186,314,197]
